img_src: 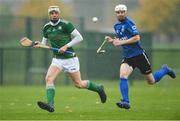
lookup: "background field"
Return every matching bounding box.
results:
[0,75,180,120]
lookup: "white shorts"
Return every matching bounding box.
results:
[50,57,80,73]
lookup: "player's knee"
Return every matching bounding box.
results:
[146,79,155,85]
[146,78,156,85]
[147,81,155,85]
[74,82,84,89]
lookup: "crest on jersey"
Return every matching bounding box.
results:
[132,25,137,30]
[58,26,62,30]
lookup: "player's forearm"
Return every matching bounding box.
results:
[67,29,83,47]
[121,35,140,45]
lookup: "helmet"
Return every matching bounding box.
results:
[114,4,127,12]
[48,6,60,14]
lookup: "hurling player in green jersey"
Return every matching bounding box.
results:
[36,6,106,112]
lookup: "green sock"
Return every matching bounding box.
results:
[46,85,55,107]
[87,80,102,92]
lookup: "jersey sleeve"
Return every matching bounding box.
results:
[113,25,116,34]
[65,21,75,34]
[113,24,118,37]
[127,21,139,36]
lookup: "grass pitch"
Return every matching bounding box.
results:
[0,76,180,120]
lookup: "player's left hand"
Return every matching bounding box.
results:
[59,45,68,53]
[112,39,123,46]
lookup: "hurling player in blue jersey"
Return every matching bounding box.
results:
[105,4,176,109]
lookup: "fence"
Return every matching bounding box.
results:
[0,47,180,85]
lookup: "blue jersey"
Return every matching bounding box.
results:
[114,17,144,58]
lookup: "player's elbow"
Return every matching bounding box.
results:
[134,35,140,42]
[75,33,83,43]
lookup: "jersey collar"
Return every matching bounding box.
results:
[50,19,61,26]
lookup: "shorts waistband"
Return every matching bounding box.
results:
[54,55,76,59]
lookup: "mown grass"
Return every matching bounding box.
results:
[0,75,180,120]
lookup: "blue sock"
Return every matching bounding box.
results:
[153,67,168,83]
[119,78,129,103]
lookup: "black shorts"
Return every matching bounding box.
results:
[122,53,152,75]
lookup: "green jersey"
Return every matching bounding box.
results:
[43,19,76,59]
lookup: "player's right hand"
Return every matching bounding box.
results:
[58,45,68,54]
[33,41,41,48]
[105,36,114,43]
